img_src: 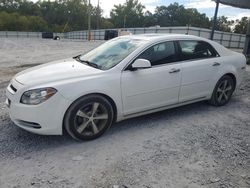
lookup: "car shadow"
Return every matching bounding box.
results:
[109,101,209,134]
[0,100,232,160]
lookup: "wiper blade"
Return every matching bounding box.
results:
[73,56,101,69]
[73,55,83,62]
[82,60,100,69]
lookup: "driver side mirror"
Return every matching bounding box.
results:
[130,59,151,71]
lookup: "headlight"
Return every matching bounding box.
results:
[20,88,57,105]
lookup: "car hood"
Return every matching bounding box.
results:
[14,58,103,85]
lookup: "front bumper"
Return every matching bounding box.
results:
[6,79,72,135]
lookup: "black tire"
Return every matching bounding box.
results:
[209,75,235,106]
[53,36,60,40]
[64,94,114,141]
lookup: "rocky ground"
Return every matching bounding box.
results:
[0,38,249,188]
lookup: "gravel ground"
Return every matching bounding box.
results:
[0,38,249,188]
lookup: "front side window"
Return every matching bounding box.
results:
[78,38,147,70]
[137,41,176,66]
[179,40,218,61]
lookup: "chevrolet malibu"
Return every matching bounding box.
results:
[6,34,246,140]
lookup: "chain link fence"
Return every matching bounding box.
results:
[0,31,64,39]
[0,27,246,49]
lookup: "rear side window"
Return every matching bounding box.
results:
[179,40,219,61]
[137,41,176,66]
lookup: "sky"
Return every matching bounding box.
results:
[31,0,250,20]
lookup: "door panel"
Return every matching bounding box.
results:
[121,64,181,115]
[179,58,218,102]
[178,40,220,102]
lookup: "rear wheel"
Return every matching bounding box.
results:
[209,75,235,106]
[64,95,114,141]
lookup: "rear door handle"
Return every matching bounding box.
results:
[213,62,220,66]
[169,68,180,73]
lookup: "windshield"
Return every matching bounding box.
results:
[78,37,146,70]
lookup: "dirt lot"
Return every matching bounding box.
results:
[0,38,249,188]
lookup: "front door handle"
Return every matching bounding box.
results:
[169,68,180,73]
[213,62,220,66]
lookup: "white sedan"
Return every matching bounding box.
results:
[6,34,247,140]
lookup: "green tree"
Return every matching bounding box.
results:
[154,3,210,28]
[110,0,145,28]
[185,8,210,28]
[154,6,171,26]
[143,11,156,27]
[215,16,234,32]
[0,0,246,33]
[100,18,114,29]
[0,0,101,32]
[0,11,48,31]
[155,3,189,26]
[28,15,48,31]
[0,0,21,13]
[234,17,249,34]
[37,0,89,31]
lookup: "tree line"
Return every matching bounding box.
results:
[0,0,248,34]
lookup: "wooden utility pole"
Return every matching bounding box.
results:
[123,15,127,28]
[96,0,100,29]
[88,0,91,41]
[210,0,220,40]
[243,18,250,57]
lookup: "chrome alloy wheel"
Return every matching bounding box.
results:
[74,102,109,136]
[216,79,233,104]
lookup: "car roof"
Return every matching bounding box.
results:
[119,33,231,56]
[121,33,208,42]
[111,33,234,71]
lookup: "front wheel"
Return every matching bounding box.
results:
[209,75,235,106]
[64,95,114,141]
